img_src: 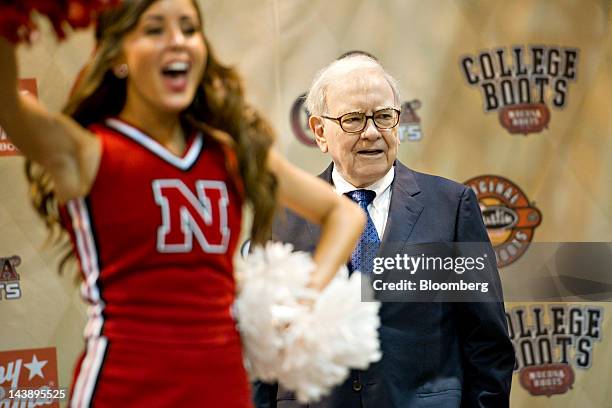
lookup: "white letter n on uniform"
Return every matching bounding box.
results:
[152,179,230,253]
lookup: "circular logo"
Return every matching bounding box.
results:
[290,93,316,147]
[464,175,542,267]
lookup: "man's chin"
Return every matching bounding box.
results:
[352,167,391,188]
[362,161,391,174]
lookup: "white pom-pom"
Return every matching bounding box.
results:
[234,242,381,403]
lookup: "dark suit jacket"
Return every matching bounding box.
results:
[253,161,515,408]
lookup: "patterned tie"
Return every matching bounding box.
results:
[346,189,381,274]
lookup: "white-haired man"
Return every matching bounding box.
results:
[253,54,515,408]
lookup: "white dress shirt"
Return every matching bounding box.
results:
[331,165,395,240]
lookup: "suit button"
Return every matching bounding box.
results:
[352,380,363,392]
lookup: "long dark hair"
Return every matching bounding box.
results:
[26,0,277,273]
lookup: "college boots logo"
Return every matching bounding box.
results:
[0,256,22,300]
[464,175,541,267]
[290,94,424,146]
[460,46,578,135]
[0,347,61,407]
[0,78,38,157]
[289,93,316,147]
[507,305,603,397]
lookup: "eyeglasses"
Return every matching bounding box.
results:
[320,108,400,133]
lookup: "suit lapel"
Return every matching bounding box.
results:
[311,161,423,253]
[379,162,424,253]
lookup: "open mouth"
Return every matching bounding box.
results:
[161,61,190,77]
[160,61,191,92]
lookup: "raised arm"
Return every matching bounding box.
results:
[0,38,101,202]
[267,149,365,290]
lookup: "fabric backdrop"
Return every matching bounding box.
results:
[0,1,610,407]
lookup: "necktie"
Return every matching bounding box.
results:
[346,189,381,274]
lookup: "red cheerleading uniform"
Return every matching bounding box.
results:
[60,118,251,407]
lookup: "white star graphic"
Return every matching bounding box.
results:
[23,355,48,380]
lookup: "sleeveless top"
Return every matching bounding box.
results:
[61,117,244,346]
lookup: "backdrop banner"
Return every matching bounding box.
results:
[1,1,610,407]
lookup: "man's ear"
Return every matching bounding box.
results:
[309,115,328,153]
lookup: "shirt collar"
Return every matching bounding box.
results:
[331,164,395,199]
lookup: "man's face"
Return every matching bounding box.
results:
[310,68,399,188]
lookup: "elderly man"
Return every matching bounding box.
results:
[253,54,515,408]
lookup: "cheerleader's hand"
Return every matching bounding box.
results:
[0,0,122,44]
[234,242,381,403]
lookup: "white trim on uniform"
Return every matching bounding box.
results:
[67,198,107,407]
[70,336,108,408]
[68,199,102,306]
[68,199,105,338]
[105,117,204,170]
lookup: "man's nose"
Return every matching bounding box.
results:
[361,117,381,140]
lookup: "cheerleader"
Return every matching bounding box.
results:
[0,0,365,406]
